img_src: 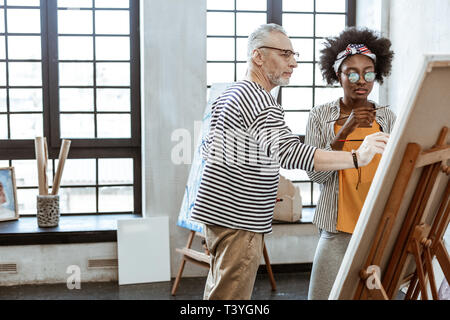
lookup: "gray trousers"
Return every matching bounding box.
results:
[308,230,352,300]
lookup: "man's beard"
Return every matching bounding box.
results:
[267,72,290,86]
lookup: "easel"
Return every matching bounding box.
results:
[356,127,450,300]
[171,230,277,296]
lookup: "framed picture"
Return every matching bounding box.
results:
[0,167,19,222]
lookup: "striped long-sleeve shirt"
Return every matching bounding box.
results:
[305,98,397,233]
[190,80,317,233]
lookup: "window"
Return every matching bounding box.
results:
[207,0,356,207]
[0,0,141,216]
[206,0,268,89]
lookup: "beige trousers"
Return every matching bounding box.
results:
[203,224,264,300]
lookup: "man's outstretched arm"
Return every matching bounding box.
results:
[313,132,389,172]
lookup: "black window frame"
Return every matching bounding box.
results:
[0,0,142,216]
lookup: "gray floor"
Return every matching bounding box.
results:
[0,271,310,300]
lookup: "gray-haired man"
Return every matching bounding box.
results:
[190,24,389,300]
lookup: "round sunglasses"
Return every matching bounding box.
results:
[341,71,376,83]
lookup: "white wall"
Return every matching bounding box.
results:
[140,0,208,277]
[355,0,391,106]
[0,243,118,286]
[386,0,450,113]
[357,0,450,113]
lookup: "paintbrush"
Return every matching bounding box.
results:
[327,106,389,123]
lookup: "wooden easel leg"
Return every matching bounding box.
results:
[405,243,450,300]
[435,240,450,284]
[171,258,187,296]
[428,180,449,243]
[432,182,450,285]
[263,242,277,291]
[171,231,197,296]
[412,278,421,300]
[412,239,429,300]
[368,273,389,300]
[405,273,418,300]
[359,267,389,300]
[405,246,439,300]
[424,246,439,299]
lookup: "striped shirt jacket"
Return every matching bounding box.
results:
[190,80,317,233]
[305,98,397,233]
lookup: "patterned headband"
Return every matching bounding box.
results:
[333,44,377,73]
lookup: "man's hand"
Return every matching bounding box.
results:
[356,132,390,166]
[313,132,390,172]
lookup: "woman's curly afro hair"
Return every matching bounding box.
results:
[319,27,394,85]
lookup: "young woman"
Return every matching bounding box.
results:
[305,27,396,300]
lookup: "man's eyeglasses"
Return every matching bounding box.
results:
[258,46,300,60]
[341,71,376,83]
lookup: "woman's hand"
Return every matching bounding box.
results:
[356,132,390,166]
[332,106,377,151]
[342,106,376,131]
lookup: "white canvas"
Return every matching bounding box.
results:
[330,54,450,299]
[117,216,171,285]
[176,83,231,234]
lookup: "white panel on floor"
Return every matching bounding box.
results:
[117,216,170,285]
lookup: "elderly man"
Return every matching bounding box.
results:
[190,23,389,300]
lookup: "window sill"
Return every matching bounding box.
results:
[0,213,141,246]
[0,208,315,246]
